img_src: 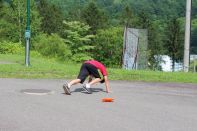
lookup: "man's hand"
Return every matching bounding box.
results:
[106,90,112,93]
[104,76,110,93]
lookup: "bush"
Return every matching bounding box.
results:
[30,50,42,57]
[0,41,24,54]
[71,53,93,63]
[190,60,197,72]
[93,27,123,67]
[33,33,71,60]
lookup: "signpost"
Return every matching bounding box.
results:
[25,0,30,66]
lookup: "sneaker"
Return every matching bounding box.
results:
[82,85,92,94]
[63,83,71,95]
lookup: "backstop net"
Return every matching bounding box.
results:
[122,27,148,70]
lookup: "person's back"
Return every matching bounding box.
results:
[85,60,107,76]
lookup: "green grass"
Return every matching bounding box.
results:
[0,54,197,83]
[0,54,80,79]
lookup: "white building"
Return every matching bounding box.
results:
[190,54,197,61]
[160,55,183,72]
[160,55,197,72]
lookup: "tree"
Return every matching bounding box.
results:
[93,27,123,67]
[33,33,71,60]
[67,0,84,21]
[137,11,164,70]
[120,5,135,27]
[191,18,197,54]
[147,22,164,70]
[192,0,197,18]
[95,0,114,7]
[164,17,184,71]
[137,10,151,29]
[81,2,108,34]
[0,0,3,13]
[62,21,95,62]
[0,0,21,42]
[37,0,64,35]
[0,0,41,43]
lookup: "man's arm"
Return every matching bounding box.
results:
[104,76,110,93]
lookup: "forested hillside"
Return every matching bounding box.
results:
[0,0,196,71]
[47,0,197,20]
[47,0,197,49]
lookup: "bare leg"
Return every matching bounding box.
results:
[68,79,81,87]
[63,79,81,95]
[88,78,101,86]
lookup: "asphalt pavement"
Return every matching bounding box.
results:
[0,78,197,131]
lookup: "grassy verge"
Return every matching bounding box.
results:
[0,54,80,79]
[0,54,197,83]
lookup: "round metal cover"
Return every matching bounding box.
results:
[21,89,54,95]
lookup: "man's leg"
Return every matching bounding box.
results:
[88,78,101,86]
[68,79,81,88]
[63,79,81,95]
[67,63,88,88]
[83,78,101,94]
[63,63,89,95]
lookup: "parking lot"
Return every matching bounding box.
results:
[0,78,197,131]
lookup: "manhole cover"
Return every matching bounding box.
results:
[20,89,54,95]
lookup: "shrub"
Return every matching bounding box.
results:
[71,53,93,63]
[33,33,71,60]
[0,41,24,54]
[61,21,95,63]
[93,27,123,67]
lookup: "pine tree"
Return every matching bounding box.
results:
[62,21,95,62]
[138,11,164,70]
[37,0,64,35]
[120,5,133,27]
[81,2,108,34]
[0,0,3,17]
[0,0,41,43]
[164,17,184,71]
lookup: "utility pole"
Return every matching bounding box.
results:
[183,0,192,72]
[25,0,30,66]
